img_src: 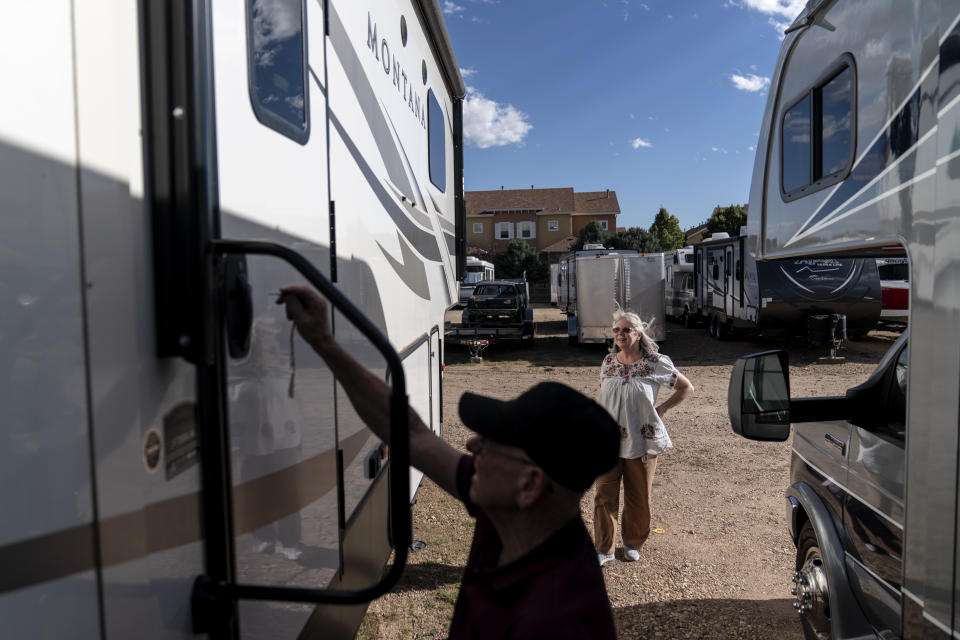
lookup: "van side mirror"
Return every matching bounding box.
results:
[728,350,791,441]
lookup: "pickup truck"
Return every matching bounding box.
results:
[462,280,529,327]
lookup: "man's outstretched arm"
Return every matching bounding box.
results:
[278,285,463,499]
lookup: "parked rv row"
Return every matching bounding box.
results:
[546,237,905,348]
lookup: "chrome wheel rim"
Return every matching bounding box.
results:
[792,546,831,638]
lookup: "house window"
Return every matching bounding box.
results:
[246,0,308,143]
[496,222,513,239]
[599,220,608,230]
[519,221,535,239]
[472,222,483,234]
[548,219,559,232]
[781,59,854,200]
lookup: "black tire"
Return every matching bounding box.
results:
[795,521,832,640]
[707,314,717,338]
[716,319,728,341]
[682,308,694,328]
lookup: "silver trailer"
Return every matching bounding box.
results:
[559,250,665,345]
[1,1,464,638]
[727,3,960,639]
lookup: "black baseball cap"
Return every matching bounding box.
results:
[459,382,620,492]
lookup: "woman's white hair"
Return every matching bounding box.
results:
[610,305,659,355]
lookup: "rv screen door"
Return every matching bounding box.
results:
[211,0,376,636]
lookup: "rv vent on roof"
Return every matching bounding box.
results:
[583,243,606,250]
[708,232,730,241]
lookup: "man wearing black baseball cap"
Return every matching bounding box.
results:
[279,285,619,639]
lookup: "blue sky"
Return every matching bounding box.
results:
[441,0,805,231]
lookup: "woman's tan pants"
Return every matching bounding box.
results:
[593,455,658,554]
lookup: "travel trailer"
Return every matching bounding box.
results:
[693,232,881,341]
[664,246,695,324]
[727,2,960,639]
[558,249,665,345]
[1,1,464,639]
[457,256,495,305]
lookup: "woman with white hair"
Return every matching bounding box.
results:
[594,310,694,565]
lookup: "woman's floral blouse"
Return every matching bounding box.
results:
[598,351,679,458]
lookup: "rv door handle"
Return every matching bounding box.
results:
[824,433,846,455]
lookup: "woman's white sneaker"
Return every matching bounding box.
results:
[623,546,640,561]
[598,552,615,566]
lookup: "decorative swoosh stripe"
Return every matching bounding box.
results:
[327,5,415,202]
[330,112,441,262]
[378,231,431,300]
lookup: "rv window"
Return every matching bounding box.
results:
[782,95,811,193]
[736,260,741,280]
[821,67,853,177]
[712,264,719,280]
[246,0,308,143]
[428,90,446,191]
[685,274,694,290]
[781,60,855,199]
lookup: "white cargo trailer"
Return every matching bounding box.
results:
[0,1,465,638]
[558,250,665,345]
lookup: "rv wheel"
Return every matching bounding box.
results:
[715,320,728,341]
[708,315,717,338]
[794,522,832,640]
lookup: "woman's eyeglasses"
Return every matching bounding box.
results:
[611,327,634,334]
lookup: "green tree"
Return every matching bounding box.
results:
[573,221,611,251]
[648,207,686,250]
[707,204,748,237]
[608,227,662,253]
[493,238,548,282]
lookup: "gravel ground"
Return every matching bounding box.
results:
[357,306,897,639]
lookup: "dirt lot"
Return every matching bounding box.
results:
[358,306,900,639]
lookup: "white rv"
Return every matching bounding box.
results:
[728,2,960,639]
[558,249,666,345]
[458,256,495,305]
[1,1,464,638]
[663,246,695,325]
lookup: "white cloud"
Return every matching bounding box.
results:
[730,73,770,92]
[640,3,650,9]
[740,0,805,19]
[667,14,673,19]
[442,1,465,16]
[712,146,719,151]
[463,86,532,149]
[629,113,635,119]
[631,137,652,149]
[748,145,756,151]
[648,115,655,121]
[735,0,805,34]
[460,67,476,79]
[664,127,671,133]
